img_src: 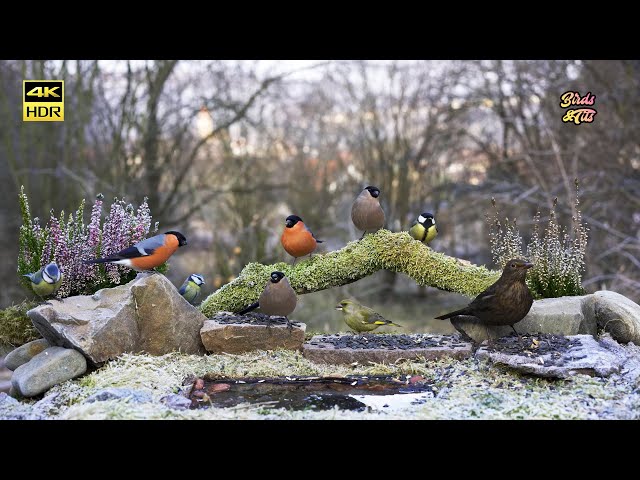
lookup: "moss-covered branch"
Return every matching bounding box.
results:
[200,230,500,317]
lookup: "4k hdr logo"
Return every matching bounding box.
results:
[23,80,64,122]
[560,91,596,125]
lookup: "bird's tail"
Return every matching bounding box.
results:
[373,320,402,327]
[237,302,259,315]
[83,257,118,265]
[434,308,468,320]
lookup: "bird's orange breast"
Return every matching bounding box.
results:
[281,223,317,258]
[130,235,178,270]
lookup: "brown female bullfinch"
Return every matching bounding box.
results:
[351,186,385,239]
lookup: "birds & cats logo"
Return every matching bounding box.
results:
[560,91,596,125]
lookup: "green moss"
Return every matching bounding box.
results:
[0,301,40,348]
[200,230,501,316]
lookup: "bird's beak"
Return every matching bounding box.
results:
[523,262,534,269]
[335,304,343,311]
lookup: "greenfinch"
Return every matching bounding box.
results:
[335,299,402,332]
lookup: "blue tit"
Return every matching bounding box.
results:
[409,212,438,245]
[179,273,205,305]
[23,262,63,300]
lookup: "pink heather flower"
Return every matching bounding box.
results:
[23,192,160,297]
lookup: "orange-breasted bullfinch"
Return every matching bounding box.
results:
[280,215,323,264]
[83,231,187,271]
[237,271,298,328]
[351,186,385,239]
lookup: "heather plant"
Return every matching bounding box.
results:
[488,179,588,298]
[18,186,162,298]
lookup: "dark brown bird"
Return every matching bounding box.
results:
[351,186,385,239]
[237,271,297,328]
[435,259,534,344]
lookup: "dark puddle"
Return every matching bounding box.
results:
[186,375,433,411]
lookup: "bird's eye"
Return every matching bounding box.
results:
[511,263,516,268]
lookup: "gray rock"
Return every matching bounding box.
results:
[303,334,473,365]
[84,387,153,404]
[201,319,306,354]
[476,334,624,379]
[28,272,207,365]
[4,339,50,371]
[0,344,14,357]
[161,394,192,410]
[8,385,21,399]
[592,290,640,345]
[451,295,596,344]
[11,347,87,397]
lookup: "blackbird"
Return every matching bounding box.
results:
[435,259,534,344]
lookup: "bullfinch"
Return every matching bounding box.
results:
[280,215,323,264]
[237,271,297,328]
[83,231,187,271]
[351,186,385,239]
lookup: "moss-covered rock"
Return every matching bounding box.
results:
[200,230,501,316]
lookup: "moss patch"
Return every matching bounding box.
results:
[0,301,40,348]
[200,230,501,316]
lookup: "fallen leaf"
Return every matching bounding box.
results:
[208,383,231,394]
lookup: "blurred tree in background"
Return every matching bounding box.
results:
[1,59,638,319]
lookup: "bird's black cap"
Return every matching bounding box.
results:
[417,212,435,225]
[364,186,380,198]
[285,215,303,228]
[270,271,286,283]
[166,231,187,246]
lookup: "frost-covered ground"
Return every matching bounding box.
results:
[2,349,639,420]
